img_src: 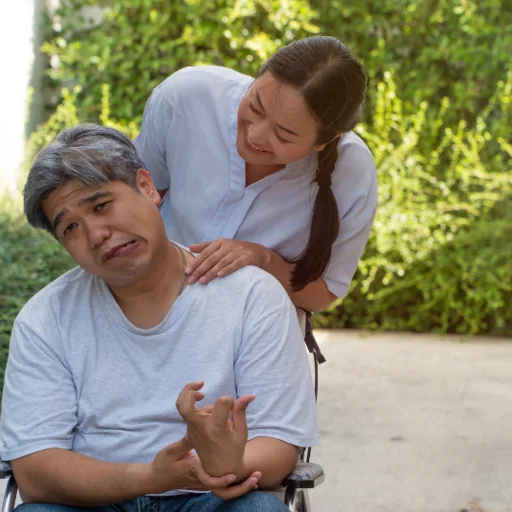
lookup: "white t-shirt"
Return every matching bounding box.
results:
[133,65,378,299]
[0,264,318,495]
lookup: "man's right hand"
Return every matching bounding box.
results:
[147,436,261,499]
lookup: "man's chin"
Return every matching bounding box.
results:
[88,263,147,288]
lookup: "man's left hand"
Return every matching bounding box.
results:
[187,239,269,284]
[175,381,255,478]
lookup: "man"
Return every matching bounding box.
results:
[0,125,318,512]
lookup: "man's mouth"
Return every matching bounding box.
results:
[102,240,138,262]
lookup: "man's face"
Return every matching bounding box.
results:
[42,170,165,287]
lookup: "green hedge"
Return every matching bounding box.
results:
[6,0,512,345]
[0,205,74,387]
[41,0,318,125]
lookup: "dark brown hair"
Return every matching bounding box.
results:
[258,36,367,292]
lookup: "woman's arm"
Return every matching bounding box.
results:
[187,239,337,312]
[261,248,337,312]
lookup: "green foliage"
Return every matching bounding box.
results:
[315,71,512,335]
[311,0,512,137]
[0,204,74,389]
[41,0,318,124]
[12,0,512,338]
[25,84,138,168]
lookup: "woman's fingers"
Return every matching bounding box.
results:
[187,240,264,283]
[187,240,222,269]
[216,255,252,278]
[186,241,231,284]
[189,242,210,253]
[196,253,240,284]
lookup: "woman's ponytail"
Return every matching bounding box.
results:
[290,138,340,291]
[260,35,367,291]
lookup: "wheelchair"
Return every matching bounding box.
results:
[0,311,325,512]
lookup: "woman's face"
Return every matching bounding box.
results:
[236,72,327,167]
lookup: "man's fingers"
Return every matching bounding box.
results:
[211,395,234,429]
[212,472,262,500]
[197,404,215,415]
[194,464,237,490]
[176,381,205,419]
[164,435,194,460]
[232,394,255,431]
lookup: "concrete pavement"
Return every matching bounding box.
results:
[309,330,512,512]
[2,330,512,511]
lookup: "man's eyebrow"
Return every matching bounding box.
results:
[52,210,68,232]
[255,90,299,138]
[52,192,112,232]
[77,191,112,207]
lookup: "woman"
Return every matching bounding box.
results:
[134,35,377,313]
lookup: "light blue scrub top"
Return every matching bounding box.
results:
[134,66,378,298]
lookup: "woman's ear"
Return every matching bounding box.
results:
[136,169,161,205]
[314,133,343,152]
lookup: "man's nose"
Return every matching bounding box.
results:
[85,219,112,249]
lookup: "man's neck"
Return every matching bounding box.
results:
[109,241,186,329]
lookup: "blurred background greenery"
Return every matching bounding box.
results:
[1,0,511,385]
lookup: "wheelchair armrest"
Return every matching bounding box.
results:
[0,461,12,479]
[282,462,324,489]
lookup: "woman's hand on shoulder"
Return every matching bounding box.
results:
[186,238,270,285]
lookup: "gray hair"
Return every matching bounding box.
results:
[24,124,146,234]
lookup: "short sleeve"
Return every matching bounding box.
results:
[234,275,319,448]
[133,84,173,190]
[0,308,77,461]
[324,136,378,298]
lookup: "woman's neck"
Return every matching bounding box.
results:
[245,162,285,186]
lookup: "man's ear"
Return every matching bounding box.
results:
[136,169,161,205]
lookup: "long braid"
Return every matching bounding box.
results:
[259,35,367,292]
[290,138,340,291]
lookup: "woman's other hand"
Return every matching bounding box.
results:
[187,239,270,284]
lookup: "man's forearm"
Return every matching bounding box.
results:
[236,437,299,489]
[261,249,337,312]
[12,448,152,506]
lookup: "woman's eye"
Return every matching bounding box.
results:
[276,133,291,144]
[249,103,261,115]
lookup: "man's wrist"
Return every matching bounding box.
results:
[125,462,160,496]
[233,459,252,483]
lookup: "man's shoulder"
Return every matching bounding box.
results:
[17,266,93,322]
[205,266,294,316]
